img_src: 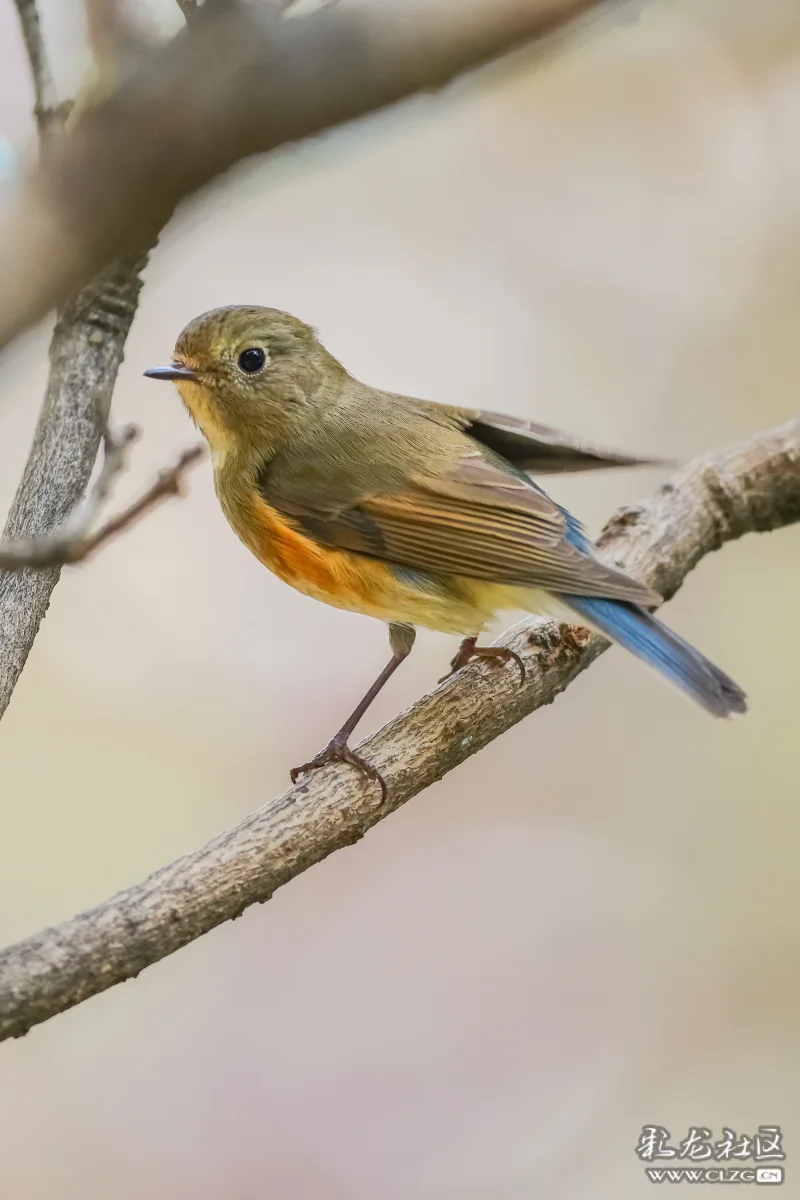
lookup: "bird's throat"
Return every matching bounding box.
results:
[175,379,236,466]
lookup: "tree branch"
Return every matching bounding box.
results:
[0,258,153,719]
[0,418,796,1042]
[0,0,619,355]
[13,0,59,132]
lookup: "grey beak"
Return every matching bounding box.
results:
[143,363,198,381]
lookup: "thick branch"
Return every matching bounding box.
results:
[0,418,796,1042]
[0,257,152,721]
[0,0,614,353]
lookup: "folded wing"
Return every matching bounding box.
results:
[271,446,661,606]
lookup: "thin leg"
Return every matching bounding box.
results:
[290,623,416,801]
[440,635,526,685]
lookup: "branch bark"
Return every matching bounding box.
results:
[0,418,796,1042]
[0,0,616,354]
[0,258,152,718]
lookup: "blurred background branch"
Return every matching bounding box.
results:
[0,416,796,1043]
[0,0,616,354]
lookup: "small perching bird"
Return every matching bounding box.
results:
[145,306,746,795]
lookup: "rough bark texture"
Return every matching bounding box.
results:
[0,254,148,717]
[0,0,611,352]
[0,418,796,1042]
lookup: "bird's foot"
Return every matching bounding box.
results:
[290,735,387,803]
[440,636,526,686]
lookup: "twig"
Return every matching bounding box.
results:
[12,0,59,133]
[0,439,204,570]
[0,418,796,1042]
[0,0,616,354]
[71,425,139,531]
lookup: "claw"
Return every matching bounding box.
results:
[440,638,526,686]
[290,739,387,803]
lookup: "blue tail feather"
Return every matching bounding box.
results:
[560,595,747,718]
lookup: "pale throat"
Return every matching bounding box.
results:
[175,380,235,466]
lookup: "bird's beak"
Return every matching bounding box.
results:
[143,362,198,381]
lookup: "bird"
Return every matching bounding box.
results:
[145,305,746,796]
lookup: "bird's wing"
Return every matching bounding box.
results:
[458,408,669,474]
[269,445,660,605]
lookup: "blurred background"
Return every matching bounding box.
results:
[0,0,798,1196]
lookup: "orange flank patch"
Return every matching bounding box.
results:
[248,494,404,619]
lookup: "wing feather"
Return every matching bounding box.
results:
[465,409,668,474]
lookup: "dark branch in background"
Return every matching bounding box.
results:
[0,437,203,570]
[0,418,796,1042]
[0,0,617,352]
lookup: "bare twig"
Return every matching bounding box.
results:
[0,0,617,354]
[0,439,204,570]
[12,0,59,132]
[69,425,140,532]
[0,418,796,1042]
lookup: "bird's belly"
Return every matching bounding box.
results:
[240,494,528,635]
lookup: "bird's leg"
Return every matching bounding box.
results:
[441,635,526,685]
[290,623,416,802]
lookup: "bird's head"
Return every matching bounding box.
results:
[144,305,340,462]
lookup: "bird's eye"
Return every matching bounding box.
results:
[238,347,267,373]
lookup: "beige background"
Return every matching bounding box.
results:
[0,1,798,1196]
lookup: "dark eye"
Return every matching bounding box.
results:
[238,347,267,373]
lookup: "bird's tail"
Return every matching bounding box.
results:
[560,595,747,718]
